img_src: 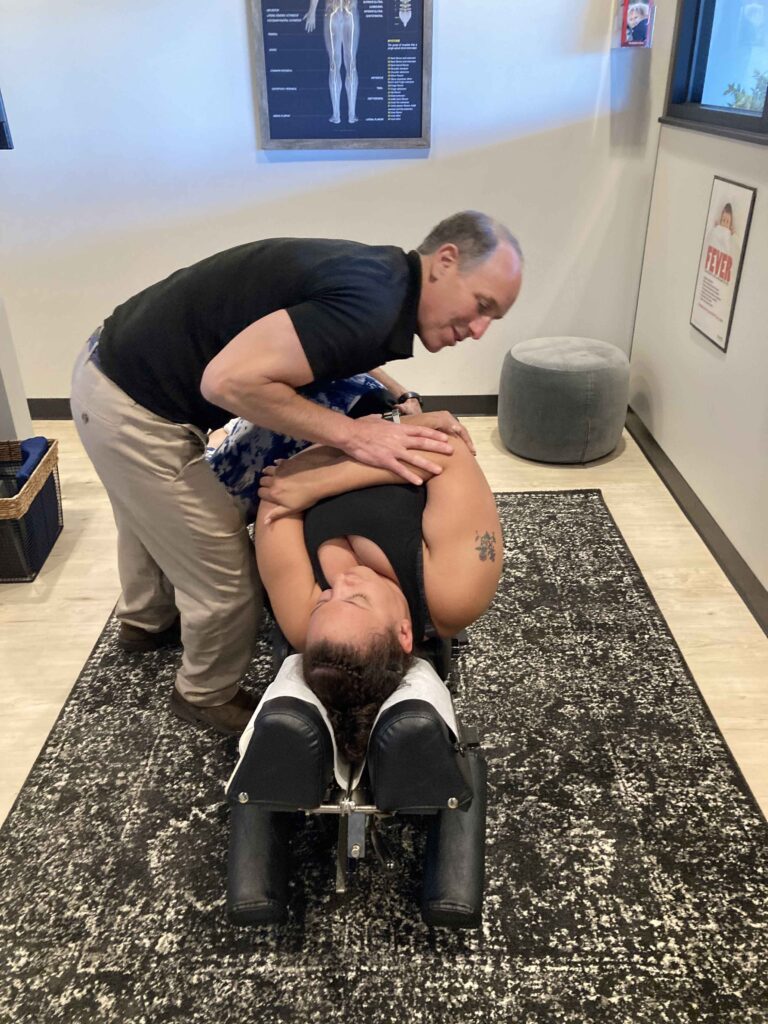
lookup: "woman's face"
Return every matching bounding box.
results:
[305,567,413,653]
[719,209,733,230]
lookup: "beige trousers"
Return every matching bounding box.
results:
[70,342,261,706]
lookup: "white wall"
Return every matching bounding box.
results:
[630,126,768,588]
[0,0,673,399]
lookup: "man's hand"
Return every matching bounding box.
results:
[258,411,476,521]
[405,410,476,455]
[340,415,458,485]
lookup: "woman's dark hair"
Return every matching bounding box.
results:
[303,631,413,764]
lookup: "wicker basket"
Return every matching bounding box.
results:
[0,438,63,582]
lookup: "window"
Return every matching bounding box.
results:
[663,0,768,144]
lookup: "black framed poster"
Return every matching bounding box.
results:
[690,176,756,353]
[252,0,432,149]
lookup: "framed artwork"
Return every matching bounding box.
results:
[612,0,655,48]
[690,176,757,352]
[251,0,432,149]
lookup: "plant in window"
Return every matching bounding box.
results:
[723,69,768,111]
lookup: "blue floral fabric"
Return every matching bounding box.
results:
[206,374,386,522]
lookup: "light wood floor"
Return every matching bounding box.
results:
[1,419,766,825]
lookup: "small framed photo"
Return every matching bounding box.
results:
[612,0,655,48]
[690,176,757,353]
[251,0,433,150]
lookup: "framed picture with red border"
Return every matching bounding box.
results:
[690,176,757,353]
[614,0,654,48]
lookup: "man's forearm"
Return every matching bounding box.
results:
[286,444,437,503]
[368,366,404,397]
[230,380,356,450]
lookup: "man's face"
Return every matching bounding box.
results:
[627,7,641,27]
[416,242,523,354]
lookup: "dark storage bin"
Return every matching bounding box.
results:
[0,439,63,583]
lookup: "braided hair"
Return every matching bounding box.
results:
[303,631,413,764]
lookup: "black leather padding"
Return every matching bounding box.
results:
[421,749,487,929]
[413,636,453,682]
[227,803,292,926]
[227,697,334,811]
[270,623,294,676]
[367,699,473,813]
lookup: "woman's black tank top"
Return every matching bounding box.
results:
[303,484,428,641]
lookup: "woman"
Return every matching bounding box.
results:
[254,411,502,764]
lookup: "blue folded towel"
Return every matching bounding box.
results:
[16,437,49,488]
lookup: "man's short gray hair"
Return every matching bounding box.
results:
[417,211,523,271]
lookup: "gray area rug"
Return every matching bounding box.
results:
[1,490,766,1023]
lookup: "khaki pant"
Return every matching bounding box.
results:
[70,342,261,706]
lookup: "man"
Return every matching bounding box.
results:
[70,210,523,735]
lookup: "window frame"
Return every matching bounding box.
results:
[662,0,768,145]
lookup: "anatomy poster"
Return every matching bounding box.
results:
[690,176,756,353]
[253,0,432,148]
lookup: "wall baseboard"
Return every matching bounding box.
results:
[30,395,500,419]
[422,395,498,415]
[626,408,767,637]
[29,399,72,419]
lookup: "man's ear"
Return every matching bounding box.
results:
[427,243,460,282]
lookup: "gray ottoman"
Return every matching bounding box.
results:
[498,337,629,463]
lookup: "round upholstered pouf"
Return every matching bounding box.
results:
[498,337,630,463]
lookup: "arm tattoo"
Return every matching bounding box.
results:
[474,530,497,563]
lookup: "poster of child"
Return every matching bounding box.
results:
[626,2,650,44]
[704,203,739,275]
[614,1,654,49]
[691,177,756,352]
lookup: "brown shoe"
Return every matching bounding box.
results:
[118,616,181,653]
[169,687,257,737]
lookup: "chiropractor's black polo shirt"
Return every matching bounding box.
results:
[97,238,421,431]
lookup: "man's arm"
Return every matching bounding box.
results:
[200,310,455,484]
[367,367,421,416]
[256,411,473,521]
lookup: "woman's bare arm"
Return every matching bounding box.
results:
[419,441,503,637]
[254,504,322,650]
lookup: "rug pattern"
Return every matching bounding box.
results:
[1,490,766,1023]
